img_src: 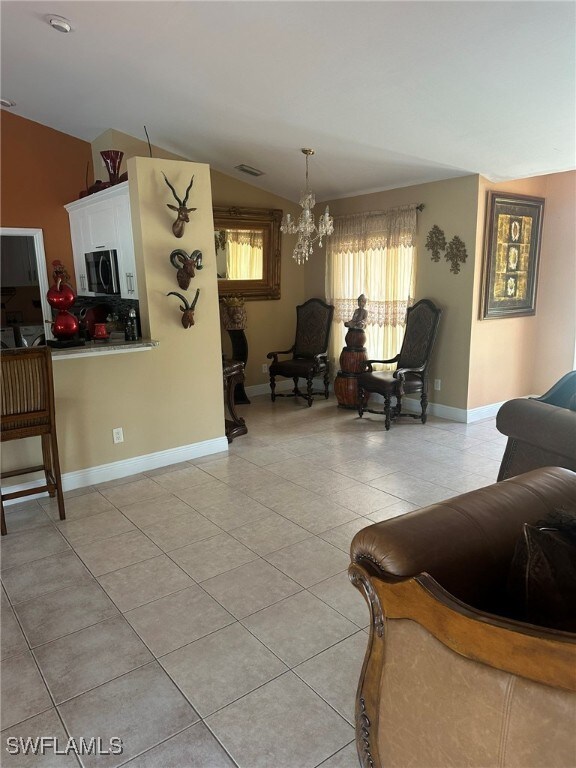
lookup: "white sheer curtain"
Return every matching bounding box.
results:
[325,206,418,367]
[226,229,263,280]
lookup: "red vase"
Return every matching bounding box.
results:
[100,150,124,185]
[52,311,79,340]
[47,278,78,340]
[47,279,75,312]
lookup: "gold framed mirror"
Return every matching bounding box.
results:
[213,206,282,300]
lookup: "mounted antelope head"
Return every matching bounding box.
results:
[169,249,203,291]
[162,173,197,238]
[167,289,200,328]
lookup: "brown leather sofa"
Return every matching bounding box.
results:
[349,467,576,768]
[496,372,576,481]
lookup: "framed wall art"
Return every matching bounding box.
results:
[481,192,545,319]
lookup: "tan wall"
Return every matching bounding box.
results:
[322,176,481,410]
[0,111,93,291]
[1,157,225,478]
[469,172,576,408]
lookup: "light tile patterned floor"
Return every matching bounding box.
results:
[0,395,506,767]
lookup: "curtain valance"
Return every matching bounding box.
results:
[329,205,418,253]
[225,229,263,249]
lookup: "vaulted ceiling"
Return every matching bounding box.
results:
[2,1,574,202]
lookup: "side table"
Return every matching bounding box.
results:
[334,327,369,409]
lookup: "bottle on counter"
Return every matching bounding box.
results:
[125,308,138,342]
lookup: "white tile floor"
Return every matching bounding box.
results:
[0,395,506,768]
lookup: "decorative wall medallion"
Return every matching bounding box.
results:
[445,235,468,274]
[425,225,446,263]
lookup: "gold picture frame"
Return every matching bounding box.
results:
[481,192,545,319]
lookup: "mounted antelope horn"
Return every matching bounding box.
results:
[162,172,197,239]
[169,249,203,291]
[167,290,200,328]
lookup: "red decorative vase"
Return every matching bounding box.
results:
[47,279,75,312]
[52,311,79,340]
[100,150,124,185]
[47,278,78,340]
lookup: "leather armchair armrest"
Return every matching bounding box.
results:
[395,364,425,379]
[266,346,295,364]
[363,355,400,372]
[496,398,576,459]
[351,467,576,608]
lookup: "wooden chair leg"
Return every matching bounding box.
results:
[1,499,6,536]
[41,434,56,497]
[50,431,66,521]
[323,370,330,399]
[270,374,276,401]
[306,377,314,407]
[384,394,392,430]
[421,390,429,424]
[358,386,366,417]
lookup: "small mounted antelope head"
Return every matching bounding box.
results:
[167,289,200,328]
[162,172,197,238]
[169,249,203,291]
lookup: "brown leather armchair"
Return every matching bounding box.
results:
[496,372,576,481]
[349,467,576,768]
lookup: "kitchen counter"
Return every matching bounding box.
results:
[51,338,159,360]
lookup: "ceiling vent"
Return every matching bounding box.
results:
[234,164,265,177]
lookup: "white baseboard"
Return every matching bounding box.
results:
[247,383,504,423]
[2,436,229,506]
[374,395,506,424]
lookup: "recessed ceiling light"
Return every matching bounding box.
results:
[47,15,73,33]
[235,164,265,177]
[0,99,16,108]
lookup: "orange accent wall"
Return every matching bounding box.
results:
[0,111,93,289]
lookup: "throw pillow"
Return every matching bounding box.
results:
[507,508,576,632]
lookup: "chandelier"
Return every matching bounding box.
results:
[281,148,334,265]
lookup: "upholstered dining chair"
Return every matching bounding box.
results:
[1,346,65,534]
[357,298,441,430]
[267,298,334,407]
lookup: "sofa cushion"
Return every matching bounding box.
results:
[507,509,576,631]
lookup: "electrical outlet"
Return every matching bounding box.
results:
[112,427,124,444]
[262,364,268,373]
[434,379,441,391]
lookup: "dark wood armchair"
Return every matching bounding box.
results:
[357,298,441,429]
[267,298,334,407]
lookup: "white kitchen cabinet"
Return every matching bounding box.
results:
[65,182,138,299]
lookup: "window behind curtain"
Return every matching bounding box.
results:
[325,206,418,367]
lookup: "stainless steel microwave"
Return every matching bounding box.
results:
[84,249,120,295]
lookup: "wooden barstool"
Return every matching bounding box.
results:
[1,346,65,534]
